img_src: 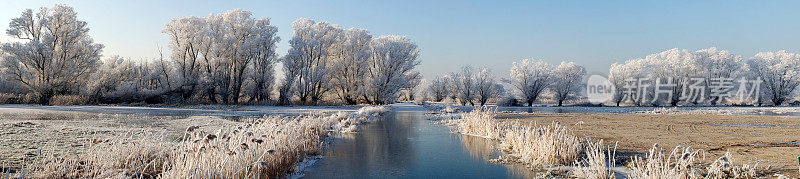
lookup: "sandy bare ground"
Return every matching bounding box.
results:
[496,112,800,176]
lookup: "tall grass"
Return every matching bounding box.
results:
[445,107,767,178]
[28,132,174,178]
[20,106,390,178]
[498,123,582,167]
[630,144,760,179]
[0,93,36,104]
[629,144,702,178]
[446,107,583,167]
[453,107,508,139]
[705,152,759,179]
[572,140,617,179]
[49,95,90,105]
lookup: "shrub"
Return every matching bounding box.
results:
[497,95,518,106]
[705,152,759,179]
[48,95,90,105]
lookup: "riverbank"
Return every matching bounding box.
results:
[0,105,390,178]
[496,112,800,177]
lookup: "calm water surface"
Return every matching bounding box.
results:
[304,111,537,178]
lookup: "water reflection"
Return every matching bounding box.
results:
[457,133,543,178]
[457,134,497,161]
[305,111,542,178]
[306,111,415,177]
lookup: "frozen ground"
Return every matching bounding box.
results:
[0,104,365,117]
[423,103,800,116]
[0,104,370,170]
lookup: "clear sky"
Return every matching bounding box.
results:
[1,0,799,78]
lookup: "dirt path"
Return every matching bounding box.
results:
[497,113,800,176]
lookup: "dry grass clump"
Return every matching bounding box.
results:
[28,132,174,178]
[162,115,332,178]
[629,144,702,178]
[0,93,36,104]
[497,123,582,167]
[572,140,617,179]
[630,144,761,179]
[446,107,583,167]
[49,95,90,105]
[705,152,759,179]
[444,107,770,178]
[452,107,509,139]
[20,106,390,178]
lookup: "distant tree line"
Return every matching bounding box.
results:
[419,47,800,107]
[608,48,800,106]
[0,5,420,105]
[418,61,585,107]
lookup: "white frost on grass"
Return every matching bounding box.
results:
[439,107,770,178]
[629,145,762,179]
[441,107,584,168]
[22,105,391,178]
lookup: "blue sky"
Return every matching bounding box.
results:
[1,0,799,78]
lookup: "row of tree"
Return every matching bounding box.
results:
[423,66,505,106]
[420,60,586,107]
[419,47,800,107]
[0,5,421,105]
[279,18,420,105]
[608,48,800,106]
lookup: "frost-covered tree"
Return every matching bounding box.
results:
[85,56,169,103]
[403,71,422,101]
[608,47,751,106]
[608,62,629,106]
[551,61,586,106]
[444,73,459,102]
[246,18,280,103]
[164,9,279,104]
[363,35,420,104]
[694,47,742,105]
[278,64,297,105]
[282,18,343,105]
[474,68,503,106]
[745,50,800,105]
[163,16,205,100]
[0,5,104,104]
[207,10,279,103]
[509,59,552,106]
[427,75,449,102]
[646,48,698,106]
[608,58,650,106]
[454,66,476,106]
[329,28,371,104]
